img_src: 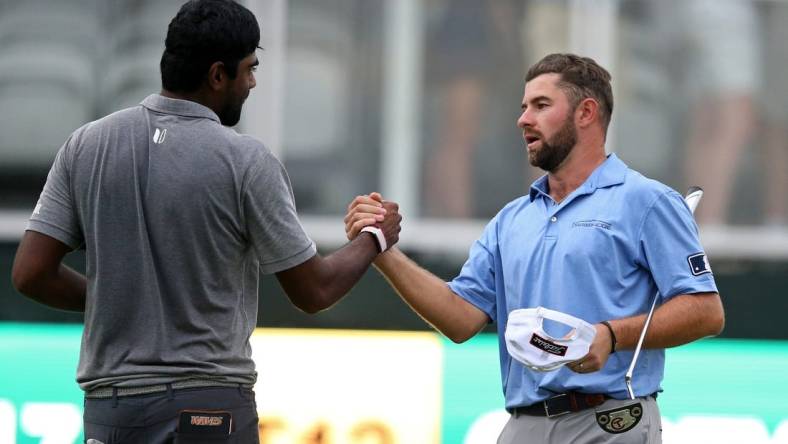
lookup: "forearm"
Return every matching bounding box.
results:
[609,292,724,350]
[305,233,380,312]
[19,264,86,312]
[374,248,488,343]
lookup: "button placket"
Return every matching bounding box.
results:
[545,211,560,238]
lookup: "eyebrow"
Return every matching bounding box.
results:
[521,95,551,109]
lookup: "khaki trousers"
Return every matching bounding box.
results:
[498,396,661,444]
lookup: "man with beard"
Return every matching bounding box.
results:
[11,0,401,442]
[344,53,723,443]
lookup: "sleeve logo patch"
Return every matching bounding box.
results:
[687,253,712,276]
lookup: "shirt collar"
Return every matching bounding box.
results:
[528,153,628,202]
[140,94,221,123]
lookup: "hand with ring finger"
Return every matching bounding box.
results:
[568,323,615,374]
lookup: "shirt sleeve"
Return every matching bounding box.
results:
[26,136,84,249]
[448,217,500,322]
[243,151,316,274]
[637,190,718,301]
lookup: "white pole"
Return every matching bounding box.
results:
[381,0,423,218]
[568,0,618,154]
[242,0,288,158]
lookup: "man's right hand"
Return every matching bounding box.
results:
[345,192,401,250]
[343,193,489,342]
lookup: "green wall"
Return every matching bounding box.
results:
[2,323,787,443]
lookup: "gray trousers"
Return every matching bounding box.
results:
[498,396,661,444]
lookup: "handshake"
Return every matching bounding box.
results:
[344,192,401,253]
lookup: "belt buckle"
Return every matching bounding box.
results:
[544,393,570,418]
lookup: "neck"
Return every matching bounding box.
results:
[546,140,607,203]
[160,89,218,114]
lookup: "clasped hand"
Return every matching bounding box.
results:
[345,192,401,250]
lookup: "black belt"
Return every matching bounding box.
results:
[510,392,610,418]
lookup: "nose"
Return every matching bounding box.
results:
[249,72,257,90]
[517,108,531,129]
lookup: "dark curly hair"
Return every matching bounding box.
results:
[526,53,613,134]
[160,0,260,92]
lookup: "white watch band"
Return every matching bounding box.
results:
[360,226,387,252]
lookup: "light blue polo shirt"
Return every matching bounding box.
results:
[448,154,718,408]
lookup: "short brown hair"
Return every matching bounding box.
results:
[526,53,613,134]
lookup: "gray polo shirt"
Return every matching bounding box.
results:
[27,94,317,391]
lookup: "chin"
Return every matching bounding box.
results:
[221,118,241,127]
[219,101,244,126]
[220,111,242,127]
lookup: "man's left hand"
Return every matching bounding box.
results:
[568,323,613,373]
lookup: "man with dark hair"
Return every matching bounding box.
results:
[345,53,724,443]
[11,0,400,442]
[525,53,614,132]
[160,0,262,126]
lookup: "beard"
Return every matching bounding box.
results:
[528,114,578,172]
[218,96,245,127]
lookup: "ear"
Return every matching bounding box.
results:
[575,98,599,130]
[206,61,227,91]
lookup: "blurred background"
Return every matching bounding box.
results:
[1,0,787,442]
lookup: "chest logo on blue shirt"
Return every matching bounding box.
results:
[572,220,611,230]
[687,252,712,276]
